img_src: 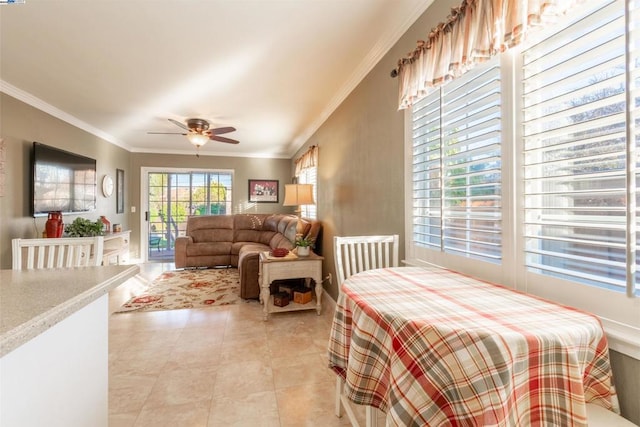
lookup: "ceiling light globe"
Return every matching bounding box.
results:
[187,132,209,147]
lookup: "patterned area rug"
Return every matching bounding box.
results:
[115,268,240,313]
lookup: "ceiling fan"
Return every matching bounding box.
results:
[148,118,239,152]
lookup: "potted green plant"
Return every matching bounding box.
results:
[65,217,105,237]
[295,234,315,256]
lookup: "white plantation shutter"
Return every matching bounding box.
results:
[522,0,639,294]
[412,90,442,250]
[631,0,640,295]
[412,59,502,263]
[298,166,317,219]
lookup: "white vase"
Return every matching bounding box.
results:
[297,246,310,256]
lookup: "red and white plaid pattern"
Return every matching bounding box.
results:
[328,267,619,427]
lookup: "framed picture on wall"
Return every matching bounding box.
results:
[248,179,279,203]
[116,169,124,213]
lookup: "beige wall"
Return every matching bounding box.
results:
[0,93,131,269]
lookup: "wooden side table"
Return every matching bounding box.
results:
[259,250,324,320]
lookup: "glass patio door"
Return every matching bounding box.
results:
[146,170,233,261]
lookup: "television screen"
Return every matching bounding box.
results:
[32,142,97,216]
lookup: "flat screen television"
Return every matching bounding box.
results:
[31,142,97,216]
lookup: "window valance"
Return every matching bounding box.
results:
[294,145,318,176]
[395,0,583,109]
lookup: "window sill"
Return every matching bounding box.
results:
[601,318,640,360]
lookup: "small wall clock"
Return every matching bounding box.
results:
[102,174,114,197]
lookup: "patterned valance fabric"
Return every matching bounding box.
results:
[294,145,318,176]
[395,0,582,109]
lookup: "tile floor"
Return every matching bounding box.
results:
[107,262,368,427]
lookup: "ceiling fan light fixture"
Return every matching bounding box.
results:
[149,118,239,147]
[187,132,209,147]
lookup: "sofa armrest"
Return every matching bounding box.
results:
[174,236,193,268]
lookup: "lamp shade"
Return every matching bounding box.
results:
[187,132,209,147]
[283,184,315,206]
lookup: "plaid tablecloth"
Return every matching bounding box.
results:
[328,267,619,427]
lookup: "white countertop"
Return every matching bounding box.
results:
[0,265,139,357]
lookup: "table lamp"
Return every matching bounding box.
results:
[283,184,315,217]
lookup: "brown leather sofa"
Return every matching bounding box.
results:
[174,213,322,299]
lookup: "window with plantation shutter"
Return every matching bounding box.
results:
[412,58,502,264]
[298,166,317,219]
[522,0,638,295]
[406,0,639,353]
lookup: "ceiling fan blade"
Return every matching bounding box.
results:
[168,118,189,131]
[147,131,187,135]
[210,135,240,144]
[210,126,236,135]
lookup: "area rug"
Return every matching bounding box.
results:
[115,268,239,313]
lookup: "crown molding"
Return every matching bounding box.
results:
[0,80,130,150]
[1,81,293,159]
[129,146,290,159]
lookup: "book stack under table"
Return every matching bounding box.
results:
[273,282,313,307]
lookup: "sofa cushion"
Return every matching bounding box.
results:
[263,215,280,232]
[234,229,264,244]
[231,241,263,256]
[234,214,268,230]
[234,214,275,245]
[185,254,232,268]
[270,233,295,250]
[237,244,271,299]
[191,229,234,243]
[186,242,232,257]
[188,215,234,243]
[238,243,270,256]
[264,215,298,242]
[283,219,298,243]
[297,217,312,236]
[187,214,234,232]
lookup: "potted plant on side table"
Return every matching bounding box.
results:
[295,234,315,257]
